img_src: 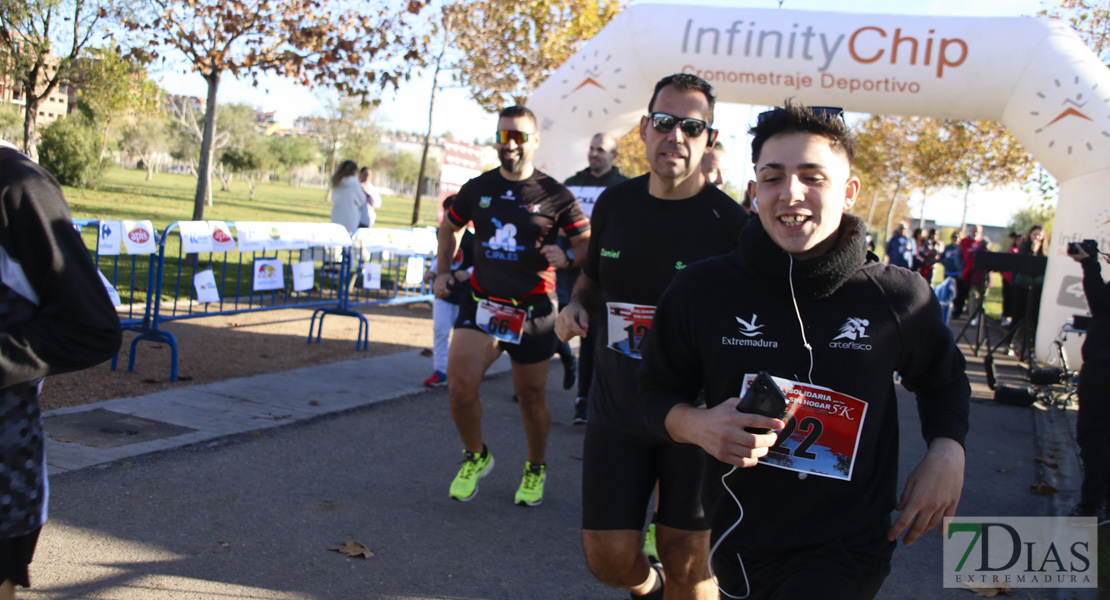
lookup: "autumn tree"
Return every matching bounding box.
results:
[613,127,649,179]
[452,0,626,111]
[69,45,162,165]
[118,0,428,221]
[118,114,169,180]
[945,120,1036,231]
[1040,0,1110,62]
[851,115,915,239]
[0,0,117,157]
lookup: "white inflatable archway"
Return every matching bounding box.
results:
[529,3,1110,365]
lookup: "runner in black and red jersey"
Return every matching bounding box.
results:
[435,105,589,508]
[555,73,748,600]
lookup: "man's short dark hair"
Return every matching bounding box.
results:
[499,105,537,128]
[749,100,855,165]
[647,73,716,124]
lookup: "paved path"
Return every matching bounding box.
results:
[24,334,1094,599]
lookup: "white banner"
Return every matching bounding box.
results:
[96,221,122,256]
[252,258,284,291]
[362,263,382,289]
[193,269,220,303]
[120,220,156,254]
[291,261,314,292]
[179,221,214,254]
[208,221,237,252]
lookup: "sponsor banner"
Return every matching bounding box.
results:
[97,221,122,256]
[291,261,314,292]
[179,221,214,254]
[943,516,1098,588]
[208,221,237,252]
[236,222,268,252]
[362,263,382,289]
[96,270,121,307]
[405,256,425,286]
[120,220,156,254]
[252,258,284,291]
[193,269,220,303]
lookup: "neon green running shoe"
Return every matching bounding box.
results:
[643,522,659,564]
[514,461,546,506]
[449,448,494,502]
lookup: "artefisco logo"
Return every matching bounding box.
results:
[829,317,872,350]
[943,517,1098,589]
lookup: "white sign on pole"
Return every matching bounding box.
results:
[362,263,382,289]
[120,220,156,254]
[97,221,122,256]
[292,261,315,292]
[193,269,220,304]
[179,221,214,253]
[405,256,425,286]
[253,258,284,291]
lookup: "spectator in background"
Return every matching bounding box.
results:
[1000,231,1022,327]
[422,194,473,388]
[885,221,912,268]
[359,167,383,228]
[952,224,982,319]
[0,140,123,599]
[916,228,941,283]
[1067,241,1110,521]
[1011,225,1046,356]
[330,160,368,235]
[701,140,726,187]
[965,236,992,326]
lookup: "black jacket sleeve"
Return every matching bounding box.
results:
[0,149,122,387]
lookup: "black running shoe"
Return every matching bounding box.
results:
[572,397,587,426]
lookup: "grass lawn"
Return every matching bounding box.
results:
[63,167,441,231]
[63,168,441,307]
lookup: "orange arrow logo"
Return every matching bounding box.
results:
[571,77,606,93]
[1046,107,1093,127]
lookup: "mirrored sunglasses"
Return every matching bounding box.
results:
[496,130,531,144]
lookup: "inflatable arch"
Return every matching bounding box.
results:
[528,3,1110,364]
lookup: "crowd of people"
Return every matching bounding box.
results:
[421,74,971,600]
[3,67,1101,600]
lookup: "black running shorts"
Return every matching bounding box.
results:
[581,422,709,532]
[0,526,41,588]
[455,292,558,365]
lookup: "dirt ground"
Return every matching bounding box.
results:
[41,302,436,411]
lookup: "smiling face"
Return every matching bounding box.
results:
[748,132,860,260]
[638,85,713,195]
[496,115,538,179]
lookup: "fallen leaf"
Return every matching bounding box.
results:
[1029,482,1058,495]
[569,454,583,461]
[1034,457,1058,468]
[308,400,320,407]
[420,348,433,357]
[218,541,230,548]
[53,436,74,443]
[329,540,373,559]
[142,377,163,384]
[177,375,194,381]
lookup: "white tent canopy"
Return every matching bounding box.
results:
[529,3,1110,363]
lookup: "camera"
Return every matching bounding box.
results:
[1067,239,1098,256]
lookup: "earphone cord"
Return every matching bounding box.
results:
[708,466,751,599]
[788,254,815,384]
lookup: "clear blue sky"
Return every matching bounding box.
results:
[155,0,1051,228]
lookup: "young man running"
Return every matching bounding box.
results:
[639,102,969,600]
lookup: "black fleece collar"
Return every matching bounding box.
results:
[733,213,869,299]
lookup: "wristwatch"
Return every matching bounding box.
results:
[564,249,575,267]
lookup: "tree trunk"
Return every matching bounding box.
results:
[21,86,40,159]
[193,71,221,221]
[959,181,972,232]
[882,180,904,246]
[917,186,929,230]
[98,117,114,165]
[413,14,452,227]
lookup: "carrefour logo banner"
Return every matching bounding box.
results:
[943,517,1098,589]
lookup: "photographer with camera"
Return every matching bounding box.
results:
[1067,238,1110,520]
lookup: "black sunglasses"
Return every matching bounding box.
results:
[648,112,717,142]
[757,105,845,124]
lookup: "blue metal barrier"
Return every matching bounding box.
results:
[75,219,436,382]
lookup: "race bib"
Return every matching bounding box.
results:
[606,302,656,359]
[740,373,868,481]
[476,299,527,345]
